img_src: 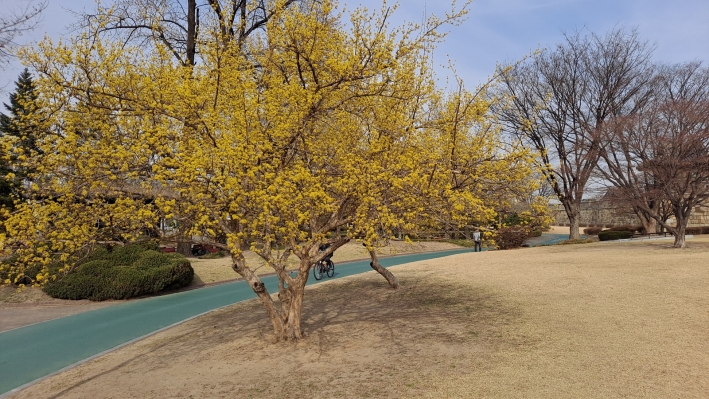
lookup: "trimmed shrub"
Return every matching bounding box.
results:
[583,227,603,235]
[609,225,635,232]
[685,226,709,235]
[598,230,634,241]
[608,225,644,233]
[494,226,529,250]
[43,243,193,301]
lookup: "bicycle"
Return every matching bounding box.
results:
[312,258,335,280]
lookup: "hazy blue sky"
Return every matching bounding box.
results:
[1,0,708,96]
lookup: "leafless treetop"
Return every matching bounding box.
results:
[0,1,47,68]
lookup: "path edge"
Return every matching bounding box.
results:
[0,302,238,399]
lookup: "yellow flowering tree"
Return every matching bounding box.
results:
[2,0,540,340]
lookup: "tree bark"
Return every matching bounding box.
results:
[366,247,399,289]
[566,204,581,240]
[672,213,688,248]
[284,273,306,339]
[635,209,657,235]
[186,0,197,66]
[177,240,192,257]
[231,255,288,340]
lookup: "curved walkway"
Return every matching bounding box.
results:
[0,249,472,396]
[525,233,574,247]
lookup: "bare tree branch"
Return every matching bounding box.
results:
[0,1,47,67]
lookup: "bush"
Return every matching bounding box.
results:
[199,250,228,259]
[583,227,603,235]
[494,226,529,250]
[686,226,709,235]
[598,230,634,241]
[608,225,641,233]
[43,242,193,301]
[1,255,61,286]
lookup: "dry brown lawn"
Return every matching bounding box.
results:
[190,240,463,285]
[9,235,709,398]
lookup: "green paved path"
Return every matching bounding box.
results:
[0,249,472,395]
[525,233,572,247]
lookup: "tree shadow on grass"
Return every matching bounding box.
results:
[41,272,529,399]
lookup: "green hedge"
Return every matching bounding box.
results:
[43,242,193,301]
[598,230,634,241]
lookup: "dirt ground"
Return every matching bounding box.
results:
[9,234,709,398]
[0,287,118,332]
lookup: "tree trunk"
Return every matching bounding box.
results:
[632,205,658,235]
[672,214,688,248]
[186,0,197,66]
[644,217,657,235]
[366,247,399,289]
[284,278,306,339]
[231,256,287,339]
[177,240,192,257]
[567,211,581,240]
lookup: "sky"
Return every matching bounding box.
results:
[1,0,708,97]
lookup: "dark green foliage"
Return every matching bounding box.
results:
[583,227,603,235]
[43,242,193,301]
[0,68,42,209]
[598,230,634,241]
[502,213,523,226]
[608,225,640,233]
[495,226,529,250]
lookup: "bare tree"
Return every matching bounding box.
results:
[599,62,709,248]
[496,28,655,239]
[0,1,47,67]
[79,0,301,66]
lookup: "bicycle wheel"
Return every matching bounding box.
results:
[326,260,334,277]
[313,262,323,280]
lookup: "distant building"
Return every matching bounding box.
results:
[550,197,709,228]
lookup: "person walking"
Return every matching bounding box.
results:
[473,229,482,252]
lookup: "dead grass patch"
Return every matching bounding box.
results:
[190,240,463,285]
[10,236,709,398]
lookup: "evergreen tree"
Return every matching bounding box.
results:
[0,68,41,208]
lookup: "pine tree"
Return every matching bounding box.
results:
[0,68,40,208]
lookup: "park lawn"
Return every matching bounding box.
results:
[10,235,709,398]
[189,240,464,285]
